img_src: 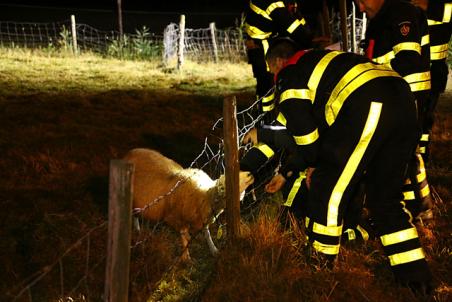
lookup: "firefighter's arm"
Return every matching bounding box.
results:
[269,4,313,48]
[388,11,423,78]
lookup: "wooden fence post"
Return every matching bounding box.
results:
[105,160,134,302]
[177,14,186,70]
[339,0,348,51]
[210,22,219,63]
[223,96,241,240]
[70,15,78,55]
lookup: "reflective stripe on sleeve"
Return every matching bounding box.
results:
[293,128,319,145]
[287,18,306,33]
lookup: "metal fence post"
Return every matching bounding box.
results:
[210,22,219,63]
[70,15,78,55]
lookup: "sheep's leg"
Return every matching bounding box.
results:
[180,227,191,261]
[204,225,219,255]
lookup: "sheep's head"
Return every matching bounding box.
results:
[211,171,255,213]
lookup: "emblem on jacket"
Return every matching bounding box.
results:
[399,22,411,36]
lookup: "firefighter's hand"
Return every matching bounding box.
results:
[242,128,258,145]
[265,173,286,193]
[306,167,315,190]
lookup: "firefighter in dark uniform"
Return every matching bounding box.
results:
[242,39,433,294]
[239,127,372,243]
[357,0,434,222]
[412,0,452,161]
[243,0,314,123]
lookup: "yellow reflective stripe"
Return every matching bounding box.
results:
[254,143,275,159]
[344,229,356,240]
[262,39,270,54]
[430,43,449,60]
[262,103,275,111]
[280,89,313,103]
[262,92,275,104]
[326,63,398,125]
[420,185,431,198]
[409,80,431,92]
[428,19,442,25]
[287,18,306,34]
[249,1,272,20]
[419,146,427,154]
[380,228,419,246]
[417,170,426,183]
[443,3,452,23]
[312,240,340,255]
[373,50,395,64]
[420,134,429,142]
[421,34,430,46]
[277,112,287,126]
[393,42,421,55]
[305,216,310,228]
[293,128,319,145]
[403,71,431,84]
[356,225,370,241]
[244,24,272,39]
[403,191,416,200]
[326,102,382,226]
[388,248,425,266]
[431,44,449,53]
[431,51,448,60]
[284,171,306,207]
[307,51,342,101]
[266,1,285,15]
[313,222,343,236]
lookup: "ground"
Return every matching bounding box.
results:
[0,53,450,301]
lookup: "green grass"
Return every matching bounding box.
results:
[0,47,255,96]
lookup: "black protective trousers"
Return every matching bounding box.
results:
[305,78,432,284]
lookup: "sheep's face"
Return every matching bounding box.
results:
[215,171,254,202]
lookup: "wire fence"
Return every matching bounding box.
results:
[0,13,368,65]
[6,92,277,301]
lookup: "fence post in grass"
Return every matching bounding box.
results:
[70,15,78,55]
[210,22,219,63]
[177,14,186,70]
[223,96,241,241]
[339,0,348,51]
[105,160,134,302]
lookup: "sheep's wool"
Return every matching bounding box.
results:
[187,169,216,191]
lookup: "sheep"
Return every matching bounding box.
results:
[123,148,254,261]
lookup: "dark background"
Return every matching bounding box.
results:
[0,1,333,33]
[0,1,248,32]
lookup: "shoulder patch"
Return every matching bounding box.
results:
[399,21,411,36]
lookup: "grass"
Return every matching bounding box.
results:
[0,47,255,96]
[0,48,451,302]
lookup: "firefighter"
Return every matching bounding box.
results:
[357,0,434,222]
[239,128,372,243]
[412,0,452,162]
[243,0,314,123]
[242,39,433,294]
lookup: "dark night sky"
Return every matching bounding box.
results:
[0,0,246,12]
[0,1,335,32]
